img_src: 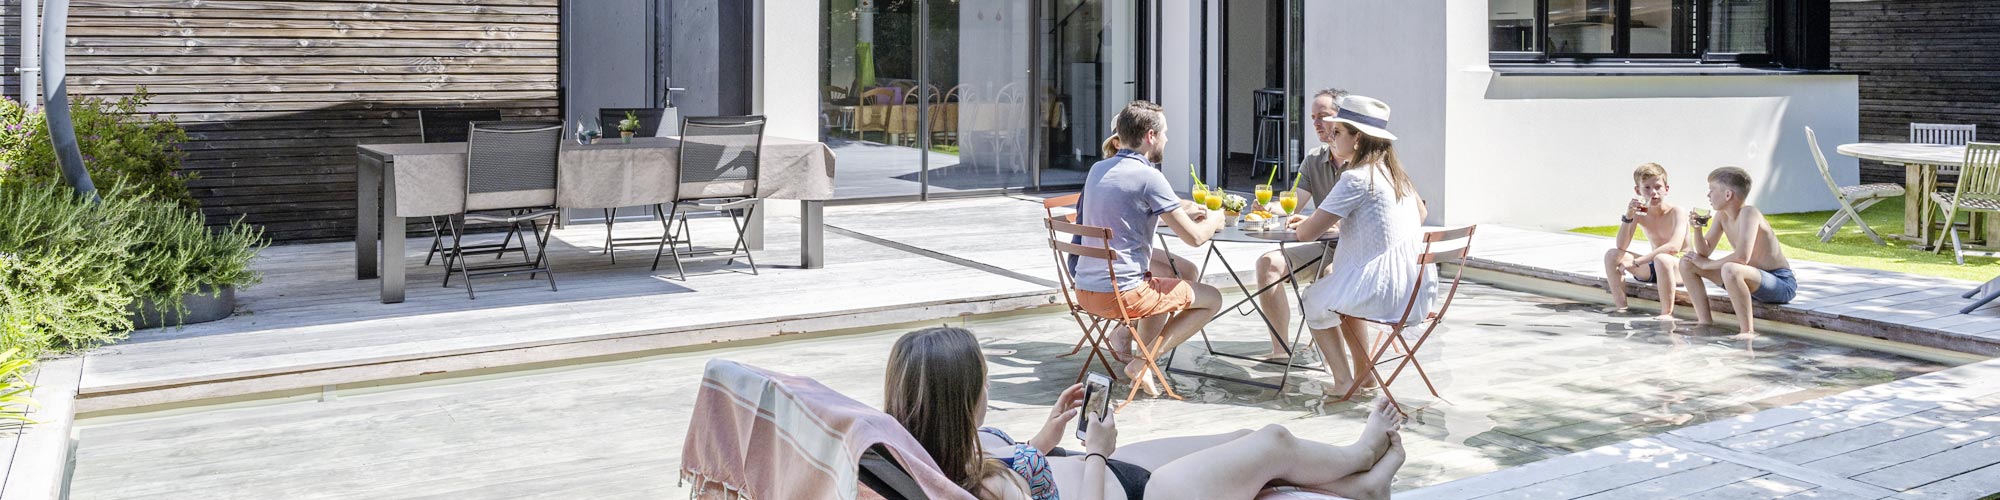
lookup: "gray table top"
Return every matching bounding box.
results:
[1160,220,1339,244]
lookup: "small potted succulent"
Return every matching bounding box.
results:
[1220,194,1248,227]
[617,111,642,143]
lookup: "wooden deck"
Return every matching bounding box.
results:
[1400,355,2000,500]
[1464,225,2000,357]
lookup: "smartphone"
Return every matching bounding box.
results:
[1076,372,1113,440]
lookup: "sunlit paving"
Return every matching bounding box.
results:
[4,0,2000,499]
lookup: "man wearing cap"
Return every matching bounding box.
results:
[1249,87,1348,360]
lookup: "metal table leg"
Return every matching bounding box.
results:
[356,153,381,280]
[380,164,405,304]
[802,200,825,269]
[1161,239,1328,391]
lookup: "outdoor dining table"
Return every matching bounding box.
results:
[354,136,836,303]
[1158,221,1338,390]
[1834,142,1997,247]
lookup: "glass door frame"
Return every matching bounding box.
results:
[1198,0,1301,194]
[1027,0,1159,194]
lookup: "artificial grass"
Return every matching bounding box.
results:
[1569,196,1999,282]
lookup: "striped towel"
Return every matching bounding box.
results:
[681,359,974,500]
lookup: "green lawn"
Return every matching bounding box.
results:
[1569,196,1999,282]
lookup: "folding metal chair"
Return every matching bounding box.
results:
[441,121,563,299]
[1045,216,1182,407]
[656,115,767,279]
[417,109,511,266]
[1041,194,1120,384]
[1806,126,1904,245]
[1335,225,1477,413]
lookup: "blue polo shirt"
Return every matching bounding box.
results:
[1073,150,1181,293]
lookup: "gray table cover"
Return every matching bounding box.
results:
[357,136,836,218]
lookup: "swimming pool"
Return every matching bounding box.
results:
[64,280,1956,499]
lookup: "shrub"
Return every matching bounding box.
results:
[125,198,266,311]
[0,91,195,209]
[0,185,143,356]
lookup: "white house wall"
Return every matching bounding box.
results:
[759,0,819,142]
[1441,1,1860,231]
[1302,0,1450,224]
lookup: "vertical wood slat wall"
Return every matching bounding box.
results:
[1831,0,2000,186]
[20,0,560,243]
[3,0,20,100]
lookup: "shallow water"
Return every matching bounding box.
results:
[66,280,1951,499]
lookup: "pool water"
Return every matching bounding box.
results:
[65,281,1953,499]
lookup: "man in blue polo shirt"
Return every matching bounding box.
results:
[1072,100,1223,395]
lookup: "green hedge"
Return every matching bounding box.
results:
[0,91,195,209]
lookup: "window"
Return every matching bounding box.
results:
[1490,0,1796,64]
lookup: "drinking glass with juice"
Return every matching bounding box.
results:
[1279,190,1297,214]
[1205,193,1224,211]
[1255,184,1273,207]
[1192,186,1208,206]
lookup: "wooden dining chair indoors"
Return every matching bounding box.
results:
[1335,225,1477,414]
[1045,216,1181,407]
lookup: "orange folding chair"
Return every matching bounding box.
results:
[1041,195,1119,384]
[1045,216,1184,406]
[1334,225,1477,413]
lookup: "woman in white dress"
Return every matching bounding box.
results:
[1289,95,1431,398]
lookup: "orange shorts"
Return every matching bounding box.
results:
[1076,277,1195,320]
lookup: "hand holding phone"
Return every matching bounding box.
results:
[1076,372,1112,440]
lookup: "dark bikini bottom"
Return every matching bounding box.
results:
[1052,448,1150,499]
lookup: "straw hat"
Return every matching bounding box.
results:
[1320,95,1396,141]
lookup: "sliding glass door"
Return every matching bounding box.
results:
[821,0,1033,200]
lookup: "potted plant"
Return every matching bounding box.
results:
[617,111,642,143]
[1220,194,1248,227]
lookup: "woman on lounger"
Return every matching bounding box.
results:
[884,326,1406,500]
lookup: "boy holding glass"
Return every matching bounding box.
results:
[1603,163,1688,320]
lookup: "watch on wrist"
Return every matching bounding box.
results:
[1620,214,1635,224]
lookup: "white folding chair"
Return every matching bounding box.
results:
[1806,127,1905,245]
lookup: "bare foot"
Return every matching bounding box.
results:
[1124,359,1160,397]
[1106,326,1135,362]
[1730,331,1759,341]
[1692,318,1712,326]
[1355,398,1403,462]
[1359,433,1407,500]
[1651,313,1677,322]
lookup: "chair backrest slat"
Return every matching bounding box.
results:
[1418,226,1476,265]
[1803,127,1850,199]
[1047,218,1111,239]
[677,115,767,200]
[600,108,667,138]
[1912,123,1977,146]
[1051,239,1114,261]
[464,121,562,211]
[418,109,503,143]
[1961,142,2000,199]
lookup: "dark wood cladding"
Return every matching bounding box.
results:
[3,0,18,100]
[49,0,561,243]
[1831,0,2000,185]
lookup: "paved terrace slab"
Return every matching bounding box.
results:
[1464,225,2000,356]
[1400,355,2000,500]
[74,196,1279,412]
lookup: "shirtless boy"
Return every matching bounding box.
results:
[1680,167,1797,339]
[1603,163,1687,320]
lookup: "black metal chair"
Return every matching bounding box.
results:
[417,109,513,266]
[598,107,667,138]
[655,115,766,279]
[441,121,564,299]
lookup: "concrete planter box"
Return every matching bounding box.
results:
[127,285,236,329]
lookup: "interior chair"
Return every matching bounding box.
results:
[1806,126,1905,245]
[1335,226,1477,414]
[440,121,563,299]
[655,116,768,280]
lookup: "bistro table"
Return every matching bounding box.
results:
[1159,220,1338,391]
[355,136,836,303]
[1834,142,1994,247]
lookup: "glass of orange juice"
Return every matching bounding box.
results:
[1254,184,1273,208]
[1204,193,1224,211]
[1279,190,1297,214]
[1192,185,1209,206]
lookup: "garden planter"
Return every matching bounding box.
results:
[621,131,635,143]
[127,285,236,329]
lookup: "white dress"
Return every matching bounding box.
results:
[1301,162,1435,329]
